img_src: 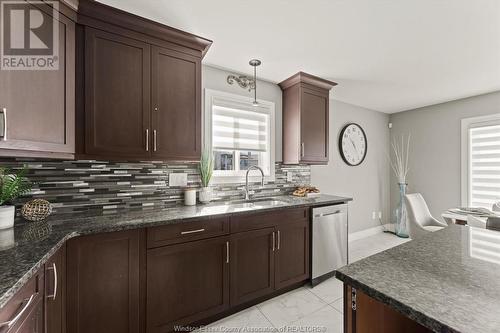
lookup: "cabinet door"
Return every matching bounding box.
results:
[275,220,310,290]
[151,46,201,160]
[84,28,151,159]
[45,244,65,333]
[146,236,230,333]
[67,230,142,333]
[0,6,75,157]
[300,87,329,164]
[230,228,275,306]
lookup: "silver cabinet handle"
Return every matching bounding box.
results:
[47,263,57,300]
[0,293,36,328]
[313,210,342,218]
[226,241,230,264]
[153,130,157,152]
[145,129,149,151]
[301,142,305,157]
[272,232,275,251]
[0,108,6,140]
[277,230,281,250]
[180,228,205,235]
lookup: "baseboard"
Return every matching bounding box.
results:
[349,225,385,242]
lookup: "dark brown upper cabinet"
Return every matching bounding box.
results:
[0,3,76,159]
[151,46,201,160]
[84,28,151,159]
[76,0,211,161]
[279,72,337,165]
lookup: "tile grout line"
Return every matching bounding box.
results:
[255,306,280,331]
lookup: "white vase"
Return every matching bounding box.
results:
[199,187,212,204]
[0,206,15,230]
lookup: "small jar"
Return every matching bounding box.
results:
[184,188,196,206]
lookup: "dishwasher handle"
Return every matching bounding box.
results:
[314,210,342,218]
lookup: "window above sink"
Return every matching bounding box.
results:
[204,89,275,184]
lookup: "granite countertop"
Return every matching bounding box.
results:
[0,194,350,309]
[336,224,500,333]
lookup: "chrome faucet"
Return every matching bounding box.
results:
[244,166,265,200]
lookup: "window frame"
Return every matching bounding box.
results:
[204,88,275,184]
[461,113,500,207]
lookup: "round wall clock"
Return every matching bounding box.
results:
[339,123,367,166]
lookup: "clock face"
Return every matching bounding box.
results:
[339,123,367,166]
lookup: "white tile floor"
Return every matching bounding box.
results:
[196,232,409,333]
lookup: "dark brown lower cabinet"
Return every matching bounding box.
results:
[67,230,143,333]
[230,228,276,306]
[275,220,310,290]
[344,284,430,333]
[45,245,65,333]
[146,236,230,333]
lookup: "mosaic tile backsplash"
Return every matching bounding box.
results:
[0,159,311,215]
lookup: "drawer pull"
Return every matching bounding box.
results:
[277,230,281,250]
[0,108,6,140]
[47,263,58,300]
[0,293,36,328]
[226,241,230,264]
[272,232,276,251]
[180,228,205,235]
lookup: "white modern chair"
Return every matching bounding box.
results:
[405,193,447,239]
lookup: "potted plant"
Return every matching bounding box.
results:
[199,148,214,203]
[0,167,32,229]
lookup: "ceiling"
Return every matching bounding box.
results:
[98,0,500,113]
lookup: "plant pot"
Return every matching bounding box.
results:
[199,187,212,204]
[0,206,15,230]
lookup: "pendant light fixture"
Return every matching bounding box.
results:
[249,59,261,106]
[226,59,262,106]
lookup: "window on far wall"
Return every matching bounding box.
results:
[205,89,275,183]
[462,114,500,208]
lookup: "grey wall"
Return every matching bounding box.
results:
[389,91,500,220]
[311,100,391,234]
[202,65,283,161]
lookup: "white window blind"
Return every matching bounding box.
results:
[469,123,500,208]
[212,97,269,152]
[469,227,500,265]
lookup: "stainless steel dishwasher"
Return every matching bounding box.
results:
[311,203,348,286]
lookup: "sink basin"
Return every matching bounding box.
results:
[225,198,288,209]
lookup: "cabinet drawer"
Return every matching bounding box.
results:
[231,207,309,233]
[0,270,43,332]
[147,216,230,248]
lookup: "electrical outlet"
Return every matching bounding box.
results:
[378,211,382,219]
[287,172,293,182]
[372,211,376,219]
[169,173,187,187]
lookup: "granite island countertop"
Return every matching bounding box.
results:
[0,194,351,309]
[336,224,500,333]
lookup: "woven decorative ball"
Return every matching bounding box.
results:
[21,199,53,222]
